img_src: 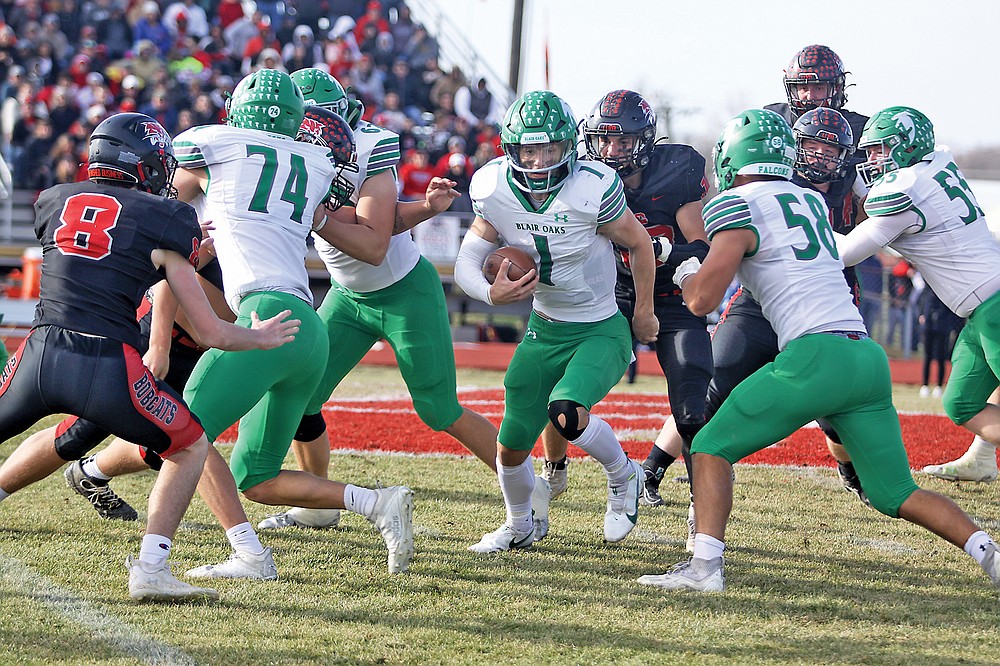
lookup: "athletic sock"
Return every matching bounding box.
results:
[343,484,378,519]
[497,455,534,535]
[692,533,725,562]
[968,436,998,464]
[138,534,171,568]
[225,522,265,555]
[571,415,630,483]
[81,455,111,481]
[964,530,996,564]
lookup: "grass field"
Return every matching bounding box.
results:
[1,366,999,665]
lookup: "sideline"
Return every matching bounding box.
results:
[0,554,197,666]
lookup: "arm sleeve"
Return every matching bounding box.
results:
[454,231,497,305]
[836,208,924,267]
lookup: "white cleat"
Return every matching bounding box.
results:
[127,557,218,602]
[981,543,1000,587]
[369,486,414,574]
[468,523,534,554]
[532,475,551,542]
[541,457,569,500]
[258,507,342,530]
[637,557,725,593]
[604,458,642,543]
[922,456,997,483]
[185,547,278,580]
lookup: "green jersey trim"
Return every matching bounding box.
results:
[505,170,560,214]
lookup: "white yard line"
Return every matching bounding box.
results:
[0,555,197,666]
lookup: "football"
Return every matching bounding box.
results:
[483,246,537,284]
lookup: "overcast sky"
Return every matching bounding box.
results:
[423,0,999,150]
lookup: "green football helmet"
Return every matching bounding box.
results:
[501,90,578,194]
[226,68,304,137]
[857,106,935,186]
[712,109,796,192]
[290,67,364,129]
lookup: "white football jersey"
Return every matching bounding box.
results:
[312,120,419,292]
[864,147,1000,317]
[470,158,627,323]
[174,124,336,310]
[704,180,864,350]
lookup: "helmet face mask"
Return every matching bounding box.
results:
[226,68,305,137]
[583,89,657,179]
[296,106,359,211]
[289,67,360,125]
[87,112,178,198]
[792,107,855,184]
[501,90,578,194]
[783,45,848,115]
[856,106,934,186]
[713,109,796,193]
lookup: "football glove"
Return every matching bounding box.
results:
[673,256,702,289]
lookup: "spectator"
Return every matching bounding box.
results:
[389,3,416,51]
[402,24,438,72]
[14,115,55,190]
[38,14,71,68]
[918,287,964,398]
[324,24,360,80]
[138,88,178,133]
[430,65,464,111]
[223,6,260,59]
[7,0,45,35]
[349,53,384,109]
[164,0,210,41]
[354,0,389,45]
[74,71,113,111]
[371,90,410,135]
[95,3,133,61]
[397,148,434,201]
[356,22,380,55]
[253,47,285,73]
[383,58,422,119]
[432,135,470,178]
[45,86,78,136]
[133,1,173,58]
[856,254,884,333]
[53,0,83,43]
[241,16,281,75]
[372,31,396,71]
[215,0,245,30]
[281,25,322,67]
[189,91,219,125]
[886,258,915,350]
[444,152,473,212]
[454,77,502,128]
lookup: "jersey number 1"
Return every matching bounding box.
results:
[54,193,122,260]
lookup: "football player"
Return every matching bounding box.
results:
[455,90,658,552]
[256,67,502,534]
[637,109,1000,593]
[539,89,713,510]
[0,112,299,602]
[839,107,1000,486]
[171,69,414,578]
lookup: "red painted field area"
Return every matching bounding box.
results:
[219,390,969,470]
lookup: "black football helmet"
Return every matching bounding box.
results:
[792,107,855,183]
[296,106,359,211]
[583,89,657,179]
[87,112,178,197]
[783,45,849,115]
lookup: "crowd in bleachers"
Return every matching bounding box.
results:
[0,0,505,202]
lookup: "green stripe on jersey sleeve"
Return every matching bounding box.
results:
[597,176,626,223]
[704,194,753,239]
[864,191,913,217]
[173,140,206,168]
[367,137,401,176]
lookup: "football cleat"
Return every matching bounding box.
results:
[257,507,341,530]
[369,486,414,574]
[65,460,138,521]
[639,468,665,507]
[185,547,278,580]
[923,456,998,483]
[532,475,551,542]
[637,556,725,592]
[127,557,218,602]
[836,461,871,507]
[468,523,534,554]
[541,457,569,500]
[604,458,642,542]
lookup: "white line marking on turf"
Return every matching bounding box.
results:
[0,555,196,666]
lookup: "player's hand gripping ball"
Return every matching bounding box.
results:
[483,246,537,284]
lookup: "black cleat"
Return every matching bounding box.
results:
[64,460,138,521]
[836,461,870,507]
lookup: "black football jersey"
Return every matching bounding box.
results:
[765,102,869,151]
[613,143,709,300]
[33,182,201,348]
